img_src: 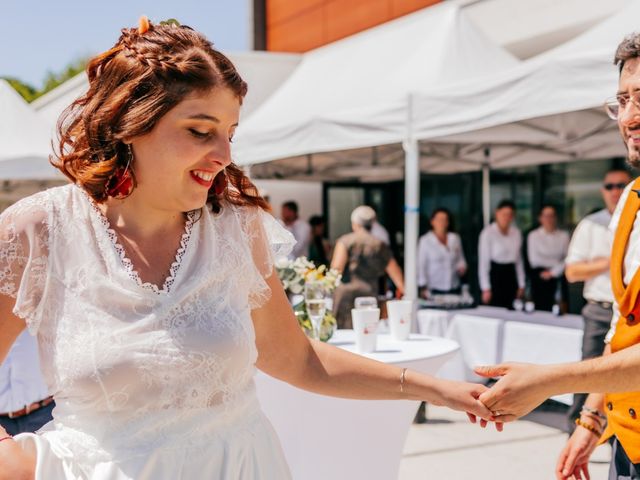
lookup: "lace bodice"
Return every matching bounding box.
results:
[0,185,294,462]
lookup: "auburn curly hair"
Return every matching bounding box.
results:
[51,17,269,212]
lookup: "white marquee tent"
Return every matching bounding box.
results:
[232,1,520,299]
[0,80,61,180]
[232,1,638,298]
[233,2,518,167]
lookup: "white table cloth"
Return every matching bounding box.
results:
[255,330,459,480]
[502,322,583,405]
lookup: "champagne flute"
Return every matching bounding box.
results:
[304,281,327,340]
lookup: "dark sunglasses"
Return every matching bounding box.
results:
[603,182,627,191]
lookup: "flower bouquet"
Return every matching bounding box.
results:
[275,256,341,341]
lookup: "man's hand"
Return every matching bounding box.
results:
[474,362,554,421]
[482,290,492,305]
[540,270,554,280]
[555,424,600,480]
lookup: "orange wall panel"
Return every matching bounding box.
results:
[265,0,442,53]
[267,0,324,27]
[267,7,325,52]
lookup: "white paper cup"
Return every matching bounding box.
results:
[351,308,380,353]
[387,300,412,341]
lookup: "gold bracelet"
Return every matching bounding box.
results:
[575,418,602,437]
[400,368,408,394]
[581,411,606,428]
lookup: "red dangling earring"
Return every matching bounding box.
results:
[105,144,136,200]
[213,170,228,195]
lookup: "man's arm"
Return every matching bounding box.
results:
[564,219,609,282]
[565,257,609,283]
[555,345,610,479]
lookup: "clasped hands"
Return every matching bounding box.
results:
[458,362,553,430]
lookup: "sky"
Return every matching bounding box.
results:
[0,0,250,88]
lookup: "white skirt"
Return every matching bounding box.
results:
[14,404,291,480]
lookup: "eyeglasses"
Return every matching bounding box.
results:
[603,182,627,191]
[604,91,640,120]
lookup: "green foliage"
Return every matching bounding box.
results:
[1,77,38,102]
[2,57,88,103]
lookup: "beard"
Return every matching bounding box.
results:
[627,137,640,168]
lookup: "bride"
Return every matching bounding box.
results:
[0,17,497,479]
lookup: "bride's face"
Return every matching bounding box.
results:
[129,86,240,213]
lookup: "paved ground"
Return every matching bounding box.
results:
[399,403,611,480]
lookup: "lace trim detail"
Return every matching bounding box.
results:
[82,190,196,295]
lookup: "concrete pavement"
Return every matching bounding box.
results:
[399,405,611,480]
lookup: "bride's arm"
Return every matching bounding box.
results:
[0,296,37,480]
[252,272,493,420]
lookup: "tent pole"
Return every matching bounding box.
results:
[482,148,491,227]
[403,139,419,302]
[403,94,419,303]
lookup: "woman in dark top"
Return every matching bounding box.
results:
[330,206,404,328]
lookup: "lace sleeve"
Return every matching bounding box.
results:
[236,206,295,309]
[0,195,50,334]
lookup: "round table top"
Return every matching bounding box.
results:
[329,329,459,365]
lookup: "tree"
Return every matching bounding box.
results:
[2,57,88,103]
[1,77,38,102]
[40,58,88,96]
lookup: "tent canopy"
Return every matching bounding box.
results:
[233,2,518,168]
[0,80,61,180]
[238,1,638,179]
[405,0,640,171]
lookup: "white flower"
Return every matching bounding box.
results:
[275,257,291,269]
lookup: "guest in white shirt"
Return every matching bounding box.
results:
[281,200,311,260]
[478,200,525,308]
[526,205,570,311]
[0,330,53,435]
[418,208,467,296]
[563,168,632,431]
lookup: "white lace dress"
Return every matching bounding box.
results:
[0,184,295,479]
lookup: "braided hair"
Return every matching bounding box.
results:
[52,17,268,212]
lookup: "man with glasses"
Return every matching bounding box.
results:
[564,168,631,434]
[473,34,640,479]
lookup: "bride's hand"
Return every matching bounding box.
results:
[432,379,503,431]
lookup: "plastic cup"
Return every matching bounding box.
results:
[387,300,412,341]
[351,308,380,353]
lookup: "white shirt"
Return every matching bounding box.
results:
[478,222,525,291]
[565,208,613,303]
[417,231,467,291]
[607,183,639,342]
[283,218,311,259]
[527,227,570,277]
[0,330,49,412]
[370,221,390,245]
